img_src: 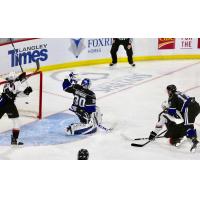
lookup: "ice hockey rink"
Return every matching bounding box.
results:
[1,59,200,160]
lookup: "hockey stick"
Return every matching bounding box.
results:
[98,124,113,132]
[9,38,24,73]
[121,133,164,142]
[9,38,30,92]
[9,39,40,106]
[9,38,40,73]
[35,59,40,72]
[133,136,164,141]
[131,130,167,147]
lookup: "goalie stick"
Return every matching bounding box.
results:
[131,130,167,147]
[97,124,113,132]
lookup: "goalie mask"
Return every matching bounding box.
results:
[81,78,91,89]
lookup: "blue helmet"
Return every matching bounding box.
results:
[81,78,91,89]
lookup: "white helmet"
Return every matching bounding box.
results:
[161,100,169,110]
[6,71,16,81]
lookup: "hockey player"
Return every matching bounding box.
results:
[0,72,33,145]
[62,72,102,135]
[149,101,186,147]
[166,85,200,152]
[109,38,135,67]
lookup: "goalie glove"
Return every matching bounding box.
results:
[24,86,33,95]
[149,131,157,141]
[69,72,79,84]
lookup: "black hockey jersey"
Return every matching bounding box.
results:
[0,82,17,106]
[168,91,192,113]
[155,110,185,138]
[113,38,133,44]
[158,110,183,130]
[63,79,96,113]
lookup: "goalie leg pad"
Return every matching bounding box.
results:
[93,106,103,125]
[66,121,97,136]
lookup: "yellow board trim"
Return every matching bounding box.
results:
[27,54,200,73]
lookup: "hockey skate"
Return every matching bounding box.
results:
[11,136,24,145]
[174,136,187,147]
[109,63,116,67]
[65,125,73,136]
[190,138,199,153]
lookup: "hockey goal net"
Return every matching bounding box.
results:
[0,71,43,119]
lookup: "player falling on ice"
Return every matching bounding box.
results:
[62,72,102,135]
[0,72,32,145]
[150,85,200,152]
[149,101,187,148]
[166,85,200,152]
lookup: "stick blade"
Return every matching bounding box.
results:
[131,143,145,147]
[131,140,150,147]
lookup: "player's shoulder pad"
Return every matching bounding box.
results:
[75,84,83,89]
[173,92,180,97]
[79,85,96,98]
[87,89,96,98]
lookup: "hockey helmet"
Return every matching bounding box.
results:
[81,78,91,89]
[6,71,16,81]
[166,84,177,92]
[78,149,89,160]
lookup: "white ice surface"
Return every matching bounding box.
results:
[1,60,200,159]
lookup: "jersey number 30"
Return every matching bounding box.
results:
[74,95,86,107]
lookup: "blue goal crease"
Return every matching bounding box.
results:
[0,112,88,146]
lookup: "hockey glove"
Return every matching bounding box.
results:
[24,87,33,95]
[69,72,79,84]
[186,129,197,138]
[149,131,157,141]
[16,72,26,82]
